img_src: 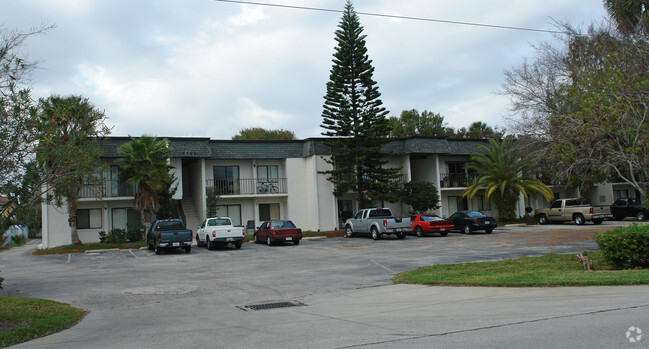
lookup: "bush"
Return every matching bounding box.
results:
[126,223,145,242]
[98,228,127,244]
[10,234,27,246]
[595,223,649,269]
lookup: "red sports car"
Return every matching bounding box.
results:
[409,214,454,237]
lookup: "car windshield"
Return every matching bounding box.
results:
[155,221,184,230]
[420,215,442,222]
[271,220,296,229]
[465,211,486,218]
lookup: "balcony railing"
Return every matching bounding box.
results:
[439,173,477,188]
[206,178,287,196]
[79,180,138,199]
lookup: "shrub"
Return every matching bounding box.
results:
[98,229,127,244]
[10,234,27,246]
[126,223,145,242]
[595,223,649,269]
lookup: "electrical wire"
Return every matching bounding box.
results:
[212,0,568,35]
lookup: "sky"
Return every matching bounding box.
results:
[4,1,609,140]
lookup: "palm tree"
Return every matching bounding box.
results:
[116,136,173,223]
[462,137,553,221]
[604,0,649,35]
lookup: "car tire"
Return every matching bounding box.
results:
[235,242,242,249]
[371,227,381,240]
[267,236,272,246]
[573,214,585,225]
[537,214,548,225]
[397,232,406,239]
[154,245,161,255]
[636,211,647,221]
[206,237,213,250]
[440,232,448,237]
[345,226,355,238]
[592,218,603,225]
[463,225,472,234]
[185,246,191,253]
[147,242,154,250]
[485,228,493,234]
[254,234,259,244]
[293,240,300,245]
[415,226,424,237]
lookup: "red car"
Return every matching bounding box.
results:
[254,220,303,246]
[410,214,454,237]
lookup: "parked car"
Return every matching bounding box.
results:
[344,208,412,240]
[534,198,612,225]
[610,197,648,221]
[449,211,497,234]
[195,217,245,250]
[409,214,454,237]
[146,219,193,254]
[254,220,303,246]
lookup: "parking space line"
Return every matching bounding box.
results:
[370,260,395,273]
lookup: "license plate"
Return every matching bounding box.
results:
[484,221,490,225]
[394,228,403,232]
[226,238,233,242]
[286,237,292,241]
[440,228,445,231]
[172,242,180,247]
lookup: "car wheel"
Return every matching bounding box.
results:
[254,234,259,244]
[415,226,424,237]
[154,245,161,255]
[397,232,406,239]
[345,226,355,238]
[147,242,154,250]
[592,218,603,225]
[573,214,585,225]
[440,232,448,237]
[235,242,242,249]
[371,227,381,240]
[636,211,647,221]
[293,240,300,245]
[206,237,213,250]
[485,228,493,234]
[185,246,191,253]
[267,236,272,246]
[537,214,548,225]
[463,224,472,234]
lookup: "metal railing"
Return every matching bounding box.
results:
[206,178,287,196]
[439,173,477,188]
[79,180,138,198]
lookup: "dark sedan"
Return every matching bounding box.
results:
[449,210,497,234]
[254,220,303,246]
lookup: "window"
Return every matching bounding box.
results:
[207,218,232,226]
[112,208,140,231]
[550,200,562,209]
[257,165,279,183]
[215,205,242,226]
[448,163,465,174]
[614,190,629,200]
[77,209,102,229]
[259,203,280,221]
[475,195,491,211]
[213,166,240,195]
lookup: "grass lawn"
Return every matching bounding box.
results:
[32,241,147,255]
[393,251,649,287]
[0,296,85,348]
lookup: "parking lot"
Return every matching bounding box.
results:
[2,221,648,348]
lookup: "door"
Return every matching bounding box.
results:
[548,200,563,221]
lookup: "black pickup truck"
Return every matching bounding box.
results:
[610,198,648,221]
[146,219,193,254]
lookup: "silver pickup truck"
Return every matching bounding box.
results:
[344,208,412,240]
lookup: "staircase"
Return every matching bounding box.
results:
[180,199,202,234]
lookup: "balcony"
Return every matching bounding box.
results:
[439,173,477,188]
[206,178,288,196]
[79,180,138,199]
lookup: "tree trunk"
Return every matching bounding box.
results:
[68,202,81,245]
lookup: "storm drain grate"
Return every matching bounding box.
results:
[239,301,305,311]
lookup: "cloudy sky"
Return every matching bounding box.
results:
[5,1,608,139]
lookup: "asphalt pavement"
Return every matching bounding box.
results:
[1,221,648,348]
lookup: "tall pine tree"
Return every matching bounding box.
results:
[321,1,401,210]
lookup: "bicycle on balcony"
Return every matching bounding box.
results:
[257,182,279,194]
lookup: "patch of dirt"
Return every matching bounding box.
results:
[0,319,24,332]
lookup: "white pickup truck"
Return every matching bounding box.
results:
[195,217,246,250]
[344,208,412,240]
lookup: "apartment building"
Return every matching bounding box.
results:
[40,136,635,248]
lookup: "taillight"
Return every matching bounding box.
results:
[590,207,593,214]
[383,219,387,227]
[212,232,216,237]
[242,228,245,236]
[190,231,193,241]
[157,232,161,242]
[473,219,480,223]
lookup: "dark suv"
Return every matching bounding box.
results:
[610,198,648,221]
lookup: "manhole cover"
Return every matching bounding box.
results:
[239,301,305,311]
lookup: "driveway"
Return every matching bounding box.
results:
[1,221,648,348]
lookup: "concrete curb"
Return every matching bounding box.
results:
[84,248,120,253]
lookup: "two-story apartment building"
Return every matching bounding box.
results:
[40,136,639,248]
